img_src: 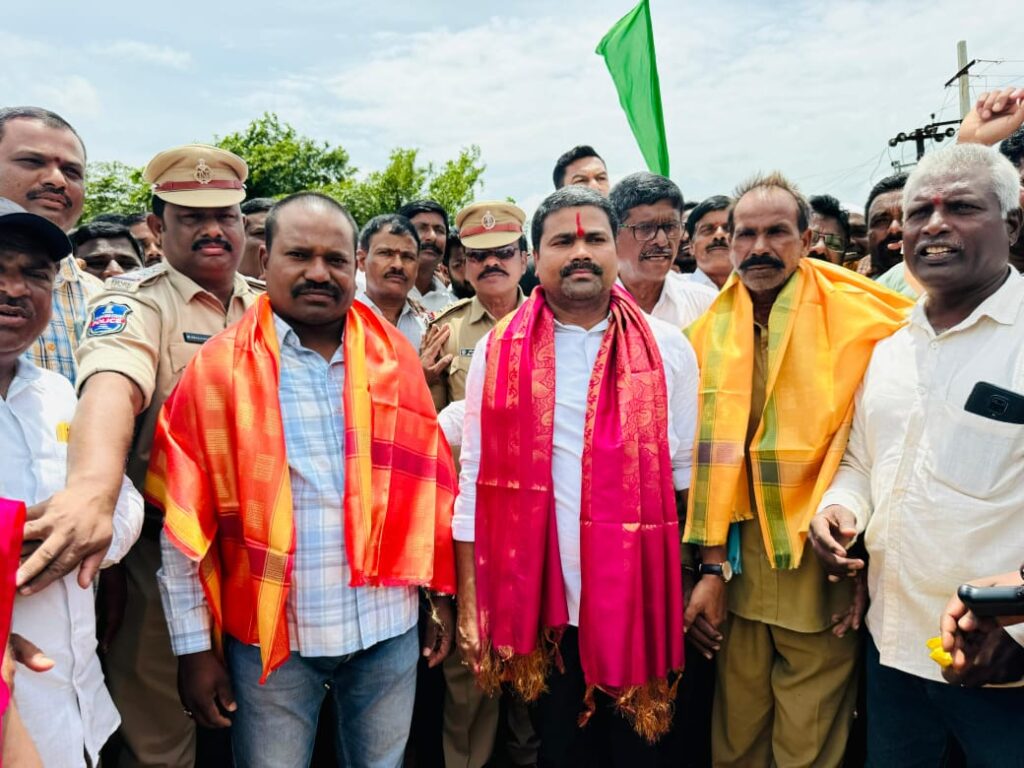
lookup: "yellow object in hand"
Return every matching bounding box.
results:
[926,637,953,669]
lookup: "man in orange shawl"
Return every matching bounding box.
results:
[146,193,456,768]
[683,173,911,766]
[454,186,700,766]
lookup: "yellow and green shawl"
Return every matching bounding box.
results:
[684,259,912,569]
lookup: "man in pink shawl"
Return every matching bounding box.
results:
[452,186,700,766]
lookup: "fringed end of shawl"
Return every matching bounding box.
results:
[477,627,564,701]
[585,672,681,744]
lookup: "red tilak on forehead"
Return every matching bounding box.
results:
[575,211,585,238]
[931,194,944,207]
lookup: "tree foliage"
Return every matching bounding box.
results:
[215,113,354,199]
[83,114,486,227]
[325,145,485,225]
[81,161,150,222]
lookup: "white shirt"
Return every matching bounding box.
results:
[819,268,1024,682]
[356,292,427,351]
[617,271,717,330]
[1,360,143,767]
[453,313,699,625]
[680,268,720,292]
[437,399,465,447]
[410,274,456,313]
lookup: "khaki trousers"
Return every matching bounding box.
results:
[712,613,858,768]
[442,647,500,768]
[105,537,196,768]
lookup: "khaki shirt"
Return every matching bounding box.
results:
[728,321,852,633]
[429,291,524,411]
[76,261,258,490]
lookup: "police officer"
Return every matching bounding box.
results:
[425,201,535,768]
[46,144,258,768]
[426,202,529,414]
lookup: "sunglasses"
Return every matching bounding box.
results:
[465,245,520,264]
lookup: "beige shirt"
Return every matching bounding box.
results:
[429,291,525,411]
[76,261,257,489]
[820,268,1024,681]
[729,323,852,633]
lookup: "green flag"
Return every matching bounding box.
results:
[596,0,669,177]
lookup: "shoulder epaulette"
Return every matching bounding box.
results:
[429,297,473,326]
[243,275,267,293]
[104,262,168,293]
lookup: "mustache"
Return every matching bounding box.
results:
[192,237,233,252]
[559,259,603,278]
[480,266,508,278]
[641,247,674,260]
[738,254,785,271]
[708,238,729,249]
[383,270,407,281]
[419,243,442,255]
[0,295,31,315]
[27,185,71,209]
[292,281,341,298]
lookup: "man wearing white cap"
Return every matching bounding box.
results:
[21,144,259,767]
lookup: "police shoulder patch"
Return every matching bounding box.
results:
[87,302,133,337]
[104,262,167,293]
[428,297,472,326]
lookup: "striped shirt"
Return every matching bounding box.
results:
[26,256,103,384]
[158,313,418,657]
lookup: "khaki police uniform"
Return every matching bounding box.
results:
[74,144,255,768]
[434,201,535,768]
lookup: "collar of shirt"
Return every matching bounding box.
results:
[164,259,251,305]
[55,254,79,286]
[552,315,611,334]
[909,267,1024,337]
[467,288,526,325]
[4,357,42,401]
[272,312,345,363]
[357,291,417,322]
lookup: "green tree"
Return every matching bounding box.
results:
[80,116,487,227]
[215,113,354,199]
[326,145,485,226]
[82,160,150,221]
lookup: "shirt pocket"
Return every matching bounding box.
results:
[168,342,200,376]
[925,400,1024,498]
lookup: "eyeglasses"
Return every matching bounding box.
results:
[82,255,142,272]
[809,230,846,252]
[465,245,520,264]
[623,220,682,242]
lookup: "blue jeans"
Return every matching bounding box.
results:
[865,636,1024,767]
[226,626,418,768]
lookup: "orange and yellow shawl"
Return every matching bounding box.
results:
[146,294,456,681]
[684,259,912,569]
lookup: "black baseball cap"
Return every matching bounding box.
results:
[0,197,71,262]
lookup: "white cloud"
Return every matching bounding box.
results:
[90,41,192,70]
[231,0,1023,217]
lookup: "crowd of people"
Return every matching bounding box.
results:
[1,85,1023,768]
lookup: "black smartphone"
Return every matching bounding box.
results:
[958,584,1024,617]
[964,381,1024,424]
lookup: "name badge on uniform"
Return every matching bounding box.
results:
[183,332,212,344]
[459,348,475,357]
[55,422,71,443]
[87,302,132,337]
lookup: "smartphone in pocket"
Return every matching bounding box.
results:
[964,381,1024,424]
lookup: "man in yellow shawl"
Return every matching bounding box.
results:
[146,193,457,768]
[683,173,911,766]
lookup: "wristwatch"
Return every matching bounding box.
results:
[698,561,734,583]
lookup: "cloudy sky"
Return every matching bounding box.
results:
[4,0,1023,219]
